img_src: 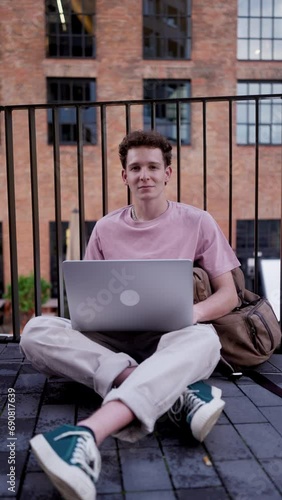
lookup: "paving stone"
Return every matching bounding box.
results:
[0,392,7,410]
[0,418,36,452]
[223,396,267,424]
[0,344,24,360]
[126,491,176,499]
[254,360,281,373]
[0,362,21,376]
[25,449,41,473]
[14,373,46,394]
[216,458,282,499]
[1,393,40,420]
[216,411,229,425]
[18,363,43,375]
[98,495,124,500]
[163,445,221,489]
[97,449,123,494]
[118,432,159,449]
[268,355,282,371]
[260,458,282,493]
[235,423,282,458]
[259,407,282,436]
[0,451,27,497]
[209,378,243,397]
[100,436,118,450]
[0,343,7,354]
[35,404,76,433]
[204,424,252,461]
[120,447,171,491]
[19,472,62,499]
[176,487,229,499]
[238,384,282,406]
[260,373,282,386]
[0,376,18,394]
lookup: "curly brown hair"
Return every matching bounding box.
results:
[118,130,172,169]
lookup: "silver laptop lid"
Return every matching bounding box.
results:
[63,259,193,332]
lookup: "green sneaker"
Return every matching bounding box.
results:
[168,381,225,442]
[30,424,101,500]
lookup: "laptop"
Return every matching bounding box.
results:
[63,259,193,332]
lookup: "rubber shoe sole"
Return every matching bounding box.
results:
[30,434,96,500]
[190,397,225,442]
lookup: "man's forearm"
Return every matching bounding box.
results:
[193,286,239,324]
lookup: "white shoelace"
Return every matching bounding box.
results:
[170,389,205,421]
[54,430,101,482]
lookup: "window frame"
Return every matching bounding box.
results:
[143,79,191,145]
[237,80,282,145]
[237,0,282,61]
[47,77,97,146]
[143,0,192,60]
[45,0,96,58]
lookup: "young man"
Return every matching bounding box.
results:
[21,130,240,500]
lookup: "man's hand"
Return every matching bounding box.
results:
[193,270,239,324]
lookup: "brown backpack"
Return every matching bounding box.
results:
[193,267,281,370]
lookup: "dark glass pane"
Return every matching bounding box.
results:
[46,0,95,59]
[73,83,84,101]
[59,36,70,56]
[49,81,58,101]
[60,83,71,101]
[49,36,58,56]
[61,124,72,142]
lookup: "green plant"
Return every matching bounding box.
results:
[4,274,51,313]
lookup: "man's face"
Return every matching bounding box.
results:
[121,147,172,202]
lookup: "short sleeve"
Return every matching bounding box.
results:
[195,211,240,278]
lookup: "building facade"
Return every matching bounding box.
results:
[0,0,281,299]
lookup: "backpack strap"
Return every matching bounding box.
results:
[217,356,282,398]
[243,369,282,398]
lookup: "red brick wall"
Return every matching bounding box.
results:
[0,0,281,291]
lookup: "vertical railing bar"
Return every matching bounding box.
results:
[280,103,282,333]
[52,107,64,317]
[125,103,132,206]
[5,109,20,340]
[228,100,233,246]
[150,102,156,130]
[100,104,108,216]
[76,106,86,259]
[176,101,181,202]
[253,97,260,293]
[202,100,207,211]
[28,107,41,316]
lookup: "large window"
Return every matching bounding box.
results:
[237,81,282,144]
[144,80,191,145]
[45,0,95,58]
[237,0,282,60]
[143,0,191,59]
[47,78,96,145]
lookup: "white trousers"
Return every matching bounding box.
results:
[20,316,221,442]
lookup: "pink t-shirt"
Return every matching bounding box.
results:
[84,201,240,279]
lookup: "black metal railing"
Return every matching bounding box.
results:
[0,93,281,341]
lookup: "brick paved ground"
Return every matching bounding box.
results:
[1,342,282,499]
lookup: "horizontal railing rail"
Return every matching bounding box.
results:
[0,93,281,341]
